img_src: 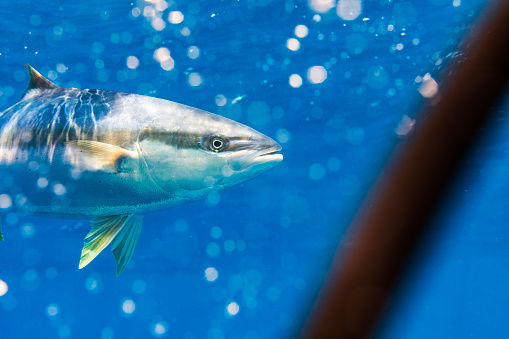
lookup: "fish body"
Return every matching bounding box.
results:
[0,65,282,275]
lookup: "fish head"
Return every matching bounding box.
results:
[136,106,282,199]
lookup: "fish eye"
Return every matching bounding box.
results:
[209,137,226,152]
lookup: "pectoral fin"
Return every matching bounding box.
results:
[79,214,143,276]
[66,140,136,173]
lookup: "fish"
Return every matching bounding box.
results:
[0,65,283,276]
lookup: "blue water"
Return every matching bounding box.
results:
[0,0,504,338]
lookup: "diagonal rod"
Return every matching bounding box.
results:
[299,1,509,338]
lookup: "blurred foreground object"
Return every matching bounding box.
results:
[300,0,509,338]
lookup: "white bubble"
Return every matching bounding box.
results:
[46,304,59,317]
[418,73,439,98]
[122,299,135,315]
[308,0,335,13]
[204,267,218,282]
[394,115,416,136]
[337,0,362,21]
[153,47,171,63]
[226,302,240,316]
[0,194,12,209]
[180,27,191,36]
[188,72,203,87]
[276,129,291,144]
[289,74,302,88]
[286,38,300,51]
[0,279,8,296]
[52,183,66,196]
[453,0,461,6]
[160,58,175,71]
[144,6,156,18]
[126,56,139,69]
[168,11,184,24]
[37,177,48,188]
[153,47,174,71]
[309,163,326,180]
[131,8,141,17]
[56,63,67,73]
[152,322,168,337]
[221,165,234,177]
[294,25,309,38]
[151,17,166,31]
[307,66,327,84]
[187,46,200,59]
[215,94,227,106]
[313,14,322,22]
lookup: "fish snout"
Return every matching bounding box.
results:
[227,138,283,171]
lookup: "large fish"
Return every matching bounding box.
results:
[0,65,283,276]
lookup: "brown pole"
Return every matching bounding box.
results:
[299,1,509,338]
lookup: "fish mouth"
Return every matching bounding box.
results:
[241,146,283,170]
[228,144,283,171]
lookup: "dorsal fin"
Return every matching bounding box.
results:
[21,64,58,100]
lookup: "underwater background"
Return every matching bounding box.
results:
[1,0,508,338]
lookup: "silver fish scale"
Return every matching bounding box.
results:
[0,88,128,155]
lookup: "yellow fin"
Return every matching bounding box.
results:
[79,214,143,276]
[66,140,135,173]
[79,215,130,270]
[110,215,143,277]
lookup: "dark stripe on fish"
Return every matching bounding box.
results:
[138,127,251,152]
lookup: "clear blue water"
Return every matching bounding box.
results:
[0,0,504,338]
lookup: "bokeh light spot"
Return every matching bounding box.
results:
[168,11,184,24]
[307,66,327,84]
[121,299,135,315]
[205,267,218,282]
[289,74,303,88]
[286,38,300,51]
[226,302,240,316]
[0,279,8,296]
